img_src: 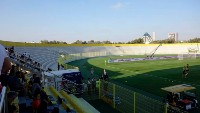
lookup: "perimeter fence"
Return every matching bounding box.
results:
[98,80,188,113]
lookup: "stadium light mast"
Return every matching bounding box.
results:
[152,32,156,41]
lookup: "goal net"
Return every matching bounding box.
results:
[178,53,196,60]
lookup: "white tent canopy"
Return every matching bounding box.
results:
[44,69,80,77]
[161,84,196,93]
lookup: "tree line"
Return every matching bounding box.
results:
[40,37,200,44]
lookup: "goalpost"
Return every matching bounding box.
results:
[178,52,196,60]
[178,53,183,60]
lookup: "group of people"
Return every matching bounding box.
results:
[100,69,109,96]
[86,68,109,95]
[90,67,109,81]
[0,44,16,113]
[0,44,60,113]
[1,44,33,113]
[0,44,48,113]
[182,64,189,78]
[86,77,97,94]
[5,46,42,72]
[28,73,52,113]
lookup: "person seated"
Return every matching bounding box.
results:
[191,98,198,108]
[172,99,176,106]
[7,91,19,113]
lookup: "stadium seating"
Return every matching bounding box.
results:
[14,45,193,71]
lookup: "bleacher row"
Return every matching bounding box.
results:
[14,47,58,71]
[14,45,194,71]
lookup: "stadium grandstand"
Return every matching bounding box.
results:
[1,40,200,113]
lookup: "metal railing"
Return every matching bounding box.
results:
[0,87,7,113]
[98,80,189,113]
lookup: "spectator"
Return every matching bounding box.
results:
[37,63,42,71]
[9,46,15,58]
[32,93,41,113]
[99,74,104,80]
[103,69,109,81]
[7,91,18,113]
[8,71,21,92]
[0,44,12,86]
[91,77,96,92]
[186,64,189,75]
[182,66,187,78]
[27,81,33,98]
[102,69,109,96]
[9,65,17,76]
[32,76,41,97]
[103,69,106,76]
[57,62,60,70]
[10,46,14,53]
[20,71,26,84]
[30,74,37,83]
[0,44,11,75]
[39,87,49,113]
[90,67,94,75]
[87,78,92,94]
[5,47,8,54]
[0,82,2,92]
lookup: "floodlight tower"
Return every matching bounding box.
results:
[152,32,156,41]
[175,32,178,42]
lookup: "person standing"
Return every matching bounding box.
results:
[87,78,92,94]
[182,66,187,78]
[186,64,189,76]
[103,69,109,81]
[90,67,94,75]
[91,77,96,92]
[57,62,60,71]
[102,69,109,96]
[39,87,49,113]
[32,93,41,113]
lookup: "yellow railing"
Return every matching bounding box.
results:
[99,80,165,113]
[49,86,73,111]
[60,90,83,113]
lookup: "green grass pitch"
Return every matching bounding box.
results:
[68,55,200,99]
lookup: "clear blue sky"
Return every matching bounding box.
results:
[0,0,200,43]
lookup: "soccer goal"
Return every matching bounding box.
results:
[178,53,196,60]
[178,53,183,60]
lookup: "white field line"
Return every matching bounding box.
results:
[107,65,200,87]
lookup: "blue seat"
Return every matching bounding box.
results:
[26,99,33,108]
[19,97,26,111]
